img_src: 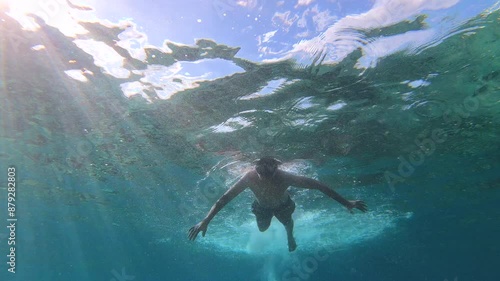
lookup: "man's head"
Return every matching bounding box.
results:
[254,157,282,179]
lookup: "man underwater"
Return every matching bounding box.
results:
[188,157,367,252]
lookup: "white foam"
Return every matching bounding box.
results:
[199,207,413,255]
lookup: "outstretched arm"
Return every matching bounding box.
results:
[188,173,249,241]
[282,172,367,213]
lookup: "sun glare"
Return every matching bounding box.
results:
[3,0,42,14]
[2,0,91,36]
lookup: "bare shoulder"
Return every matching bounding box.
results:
[276,169,311,186]
[228,170,255,191]
[276,169,301,184]
[243,169,259,182]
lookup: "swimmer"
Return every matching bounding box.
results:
[188,157,367,252]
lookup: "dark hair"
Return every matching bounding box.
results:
[254,157,283,166]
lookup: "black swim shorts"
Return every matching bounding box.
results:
[251,196,295,224]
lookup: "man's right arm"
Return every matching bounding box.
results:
[203,173,249,223]
[188,172,250,241]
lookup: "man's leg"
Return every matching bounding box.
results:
[252,201,273,232]
[275,199,297,252]
[281,217,296,252]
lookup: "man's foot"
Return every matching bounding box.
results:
[288,238,297,252]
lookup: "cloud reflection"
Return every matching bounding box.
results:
[264,0,461,69]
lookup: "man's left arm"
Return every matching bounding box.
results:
[282,172,367,213]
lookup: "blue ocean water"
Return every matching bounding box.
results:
[0,1,499,281]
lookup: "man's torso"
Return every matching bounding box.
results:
[246,170,290,208]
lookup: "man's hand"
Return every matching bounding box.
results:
[188,220,208,241]
[347,200,368,213]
